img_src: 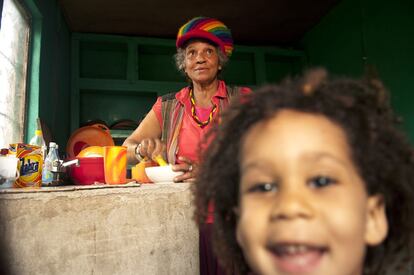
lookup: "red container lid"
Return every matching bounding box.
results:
[66,125,114,158]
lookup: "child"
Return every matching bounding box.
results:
[193,68,414,275]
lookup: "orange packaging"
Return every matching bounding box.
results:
[131,159,157,183]
[9,143,43,188]
[103,146,127,184]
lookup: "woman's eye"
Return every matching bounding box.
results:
[308,176,336,188]
[247,182,278,193]
[206,49,213,55]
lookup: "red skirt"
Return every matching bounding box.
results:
[199,223,229,275]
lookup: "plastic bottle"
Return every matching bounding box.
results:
[29,130,46,147]
[29,130,47,158]
[42,142,60,186]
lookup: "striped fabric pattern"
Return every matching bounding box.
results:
[176,17,234,57]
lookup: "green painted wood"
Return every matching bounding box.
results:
[301,0,414,142]
[79,89,157,127]
[79,40,128,79]
[254,51,267,85]
[222,51,256,85]
[265,54,304,84]
[24,0,72,149]
[78,79,187,94]
[72,32,176,47]
[23,0,42,143]
[71,38,80,132]
[110,129,133,138]
[127,40,138,82]
[236,44,306,57]
[71,32,306,131]
[301,0,365,77]
[137,44,182,82]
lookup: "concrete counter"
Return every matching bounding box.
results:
[0,183,199,275]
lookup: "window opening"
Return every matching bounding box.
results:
[0,0,31,148]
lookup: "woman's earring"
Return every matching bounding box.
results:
[218,66,222,70]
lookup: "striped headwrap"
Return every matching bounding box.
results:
[176,17,234,57]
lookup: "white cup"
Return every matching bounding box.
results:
[0,156,19,188]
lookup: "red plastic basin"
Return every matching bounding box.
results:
[69,157,104,185]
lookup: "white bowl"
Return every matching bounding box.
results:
[144,165,183,183]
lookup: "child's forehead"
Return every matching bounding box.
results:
[246,109,345,136]
[241,109,354,165]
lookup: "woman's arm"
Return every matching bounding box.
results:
[122,109,163,165]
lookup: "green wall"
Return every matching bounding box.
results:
[71,34,305,142]
[301,0,414,141]
[27,0,71,149]
[28,0,414,147]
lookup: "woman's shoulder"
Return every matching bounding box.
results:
[161,92,177,102]
[225,84,252,97]
[162,86,190,103]
[153,87,185,125]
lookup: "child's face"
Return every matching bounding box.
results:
[236,109,387,275]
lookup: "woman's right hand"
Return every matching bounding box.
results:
[138,138,166,161]
[122,109,163,165]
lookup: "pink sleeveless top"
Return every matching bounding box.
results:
[152,80,250,164]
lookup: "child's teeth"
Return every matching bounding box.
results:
[282,245,311,254]
[297,245,307,253]
[286,246,296,254]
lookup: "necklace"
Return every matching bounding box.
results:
[189,88,217,128]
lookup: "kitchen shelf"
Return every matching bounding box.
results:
[71,33,307,135]
[110,129,133,139]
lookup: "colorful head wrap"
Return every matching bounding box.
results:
[176,17,234,57]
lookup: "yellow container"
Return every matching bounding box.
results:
[103,146,127,184]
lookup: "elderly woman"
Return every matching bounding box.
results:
[123,16,250,275]
[123,16,250,182]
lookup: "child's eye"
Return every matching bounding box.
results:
[308,176,337,188]
[247,182,278,193]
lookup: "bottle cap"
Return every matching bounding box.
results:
[49,142,57,148]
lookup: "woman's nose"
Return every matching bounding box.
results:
[270,188,314,221]
[196,54,206,63]
[195,53,206,63]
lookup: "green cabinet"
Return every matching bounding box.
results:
[71,33,306,137]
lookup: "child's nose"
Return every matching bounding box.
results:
[269,189,314,221]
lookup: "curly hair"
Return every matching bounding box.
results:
[193,68,414,275]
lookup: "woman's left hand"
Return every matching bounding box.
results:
[172,156,198,182]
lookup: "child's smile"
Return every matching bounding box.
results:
[236,109,387,275]
[265,242,328,273]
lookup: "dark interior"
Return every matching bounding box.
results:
[57,0,341,46]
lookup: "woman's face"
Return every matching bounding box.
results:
[184,41,220,85]
[236,109,387,275]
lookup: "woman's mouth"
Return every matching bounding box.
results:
[267,243,327,273]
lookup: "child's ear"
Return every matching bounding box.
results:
[365,195,388,246]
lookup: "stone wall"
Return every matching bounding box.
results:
[0,183,198,275]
